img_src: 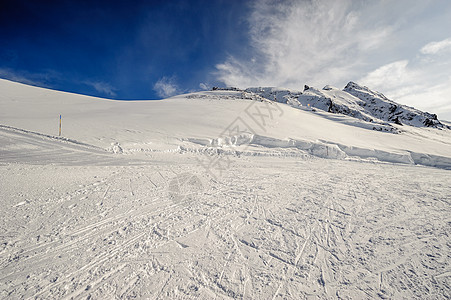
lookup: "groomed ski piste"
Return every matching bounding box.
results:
[1,78,450,299]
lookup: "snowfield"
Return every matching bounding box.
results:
[0,79,450,299]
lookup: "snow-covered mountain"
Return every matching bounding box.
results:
[244,82,449,132]
[1,78,451,299]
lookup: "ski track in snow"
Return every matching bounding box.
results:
[0,129,450,299]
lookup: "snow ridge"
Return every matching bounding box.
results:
[243,82,449,131]
[343,82,445,128]
[183,134,451,170]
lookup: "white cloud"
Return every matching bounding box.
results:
[359,60,418,91]
[0,68,54,87]
[199,82,209,90]
[420,38,451,55]
[215,0,451,120]
[359,60,451,121]
[0,69,120,99]
[84,81,117,97]
[215,0,394,89]
[153,76,179,98]
[395,82,451,121]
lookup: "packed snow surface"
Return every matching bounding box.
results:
[0,79,450,299]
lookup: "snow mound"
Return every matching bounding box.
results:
[108,142,123,154]
[185,134,451,169]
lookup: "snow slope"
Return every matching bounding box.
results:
[1,79,451,169]
[1,79,451,299]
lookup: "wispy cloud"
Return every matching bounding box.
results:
[215,0,451,120]
[153,76,180,98]
[0,68,55,87]
[199,82,209,90]
[0,69,119,98]
[359,60,418,91]
[84,81,117,97]
[360,42,451,120]
[420,37,451,55]
[215,0,394,89]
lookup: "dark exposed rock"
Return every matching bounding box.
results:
[344,82,446,129]
[242,82,447,131]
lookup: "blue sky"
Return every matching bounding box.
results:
[1,0,451,119]
[0,0,250,99]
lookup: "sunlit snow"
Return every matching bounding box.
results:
[1,79,450,299]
